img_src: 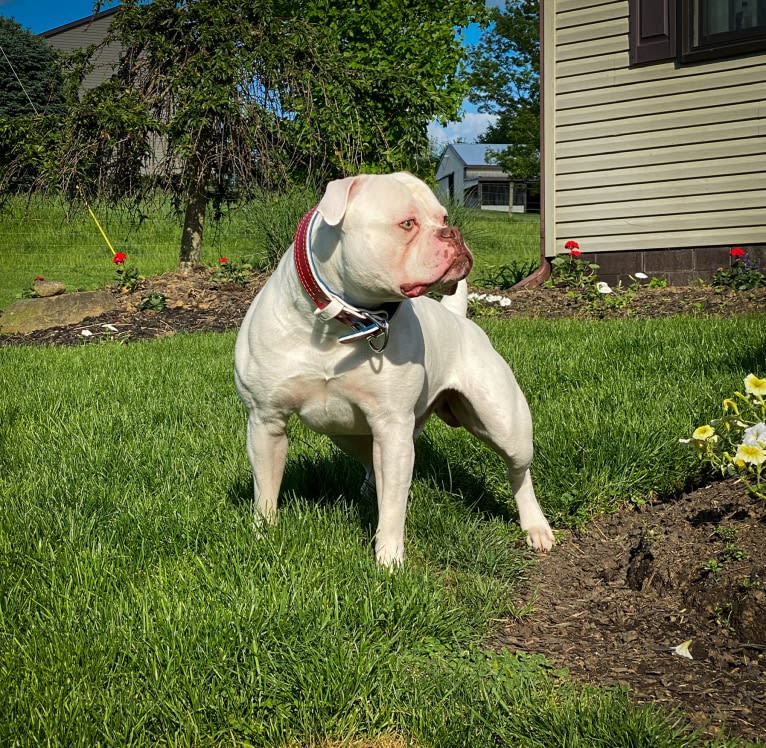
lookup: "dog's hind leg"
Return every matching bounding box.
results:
[246,414,288,524]
[330,435,376,497]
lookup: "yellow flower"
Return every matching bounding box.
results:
[734,443,766,466]
[744,374,766,397]
[722,398,739,414]
[692,425,715,441]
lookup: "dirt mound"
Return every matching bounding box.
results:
[497,480,766,743]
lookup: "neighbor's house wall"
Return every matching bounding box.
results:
[41,8,170,176]
[541,0,766,284]
[435,145,517,211]
[435,146,467,204]
[41,8,121,91]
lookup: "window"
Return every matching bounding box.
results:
[681,0,766,61]
[629,0,766,64]
[479,181,510,208]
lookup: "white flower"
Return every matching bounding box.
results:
[743,422,766,447]
[499,297,511,307]
[634,272,648,279]
[597,282,613,294]
[486,294,501,303]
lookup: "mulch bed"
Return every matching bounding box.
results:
[495,480,766,743]
[2,270,765,743]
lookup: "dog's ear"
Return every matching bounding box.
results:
[317,176,363,226]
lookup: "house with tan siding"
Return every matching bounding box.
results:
[41,7,121,91]
[539,0,766,285]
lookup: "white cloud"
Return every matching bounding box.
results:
[428,111,498,149]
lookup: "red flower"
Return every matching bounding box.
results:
[569,249,582,258]
[219,256,229,265]
[729,247,746,259]
[112,251,128,265]
[564,240,580,250]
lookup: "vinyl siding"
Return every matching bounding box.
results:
[42,10,121,91]
[543,0,766,256]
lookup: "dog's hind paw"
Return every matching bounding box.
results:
[526,525,555,553]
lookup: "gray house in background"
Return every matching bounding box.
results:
[435,144,540,213]
[40,7,121,91]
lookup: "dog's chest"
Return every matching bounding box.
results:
[289,373,374,435]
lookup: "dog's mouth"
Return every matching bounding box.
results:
[400,252,473,298]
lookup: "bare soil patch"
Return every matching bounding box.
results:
[2,270,765,743]
[497,481,766,744]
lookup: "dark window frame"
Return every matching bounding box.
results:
[679,0,766,62]
[629,0,766,65]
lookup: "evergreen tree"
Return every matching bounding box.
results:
[0,18,65,116]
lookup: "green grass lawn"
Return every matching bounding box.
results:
[2,316,765,746]
[0,195,538,310]
[2,194,763,745]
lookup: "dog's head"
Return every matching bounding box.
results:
[314,172,474,304]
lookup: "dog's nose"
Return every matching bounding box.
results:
[438,226,464,243]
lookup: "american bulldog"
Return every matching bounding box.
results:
[234,172,554,566]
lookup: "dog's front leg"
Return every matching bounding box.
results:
[246,414,289,524]
[371,420,416,568]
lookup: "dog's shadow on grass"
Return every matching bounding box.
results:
[228,431,515,540]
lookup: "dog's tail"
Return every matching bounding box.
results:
[440,279,468,317]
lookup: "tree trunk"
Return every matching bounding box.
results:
[179,180,207,272]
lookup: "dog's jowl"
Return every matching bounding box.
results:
[235,172,554,567]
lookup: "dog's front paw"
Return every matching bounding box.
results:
[375,540,404,569]
[526,525,555,553]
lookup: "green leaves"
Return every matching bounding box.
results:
[469,0,541,180]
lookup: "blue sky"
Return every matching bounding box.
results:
[0,0,496,146]
[0,0,119,34]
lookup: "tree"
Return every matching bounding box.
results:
[0,18,65,117]
[0,18,66,193]
[54,0,484,269]
[296,0,486,177]
[468,0,540,181]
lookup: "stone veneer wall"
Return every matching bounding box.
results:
[579,244,766,286]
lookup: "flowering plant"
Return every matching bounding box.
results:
[711,247,765,291]
[549,240,600,289]
[213,255,253,286]
[112,251,142,293]
[681,374,766,499]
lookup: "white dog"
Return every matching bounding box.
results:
[234,172,554,566]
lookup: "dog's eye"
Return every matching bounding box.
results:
[400,219,416,231]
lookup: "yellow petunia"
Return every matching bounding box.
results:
[722,398,739,414]
[692,425,715,441]
[744,374,766,398]
[734,443,766,466]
